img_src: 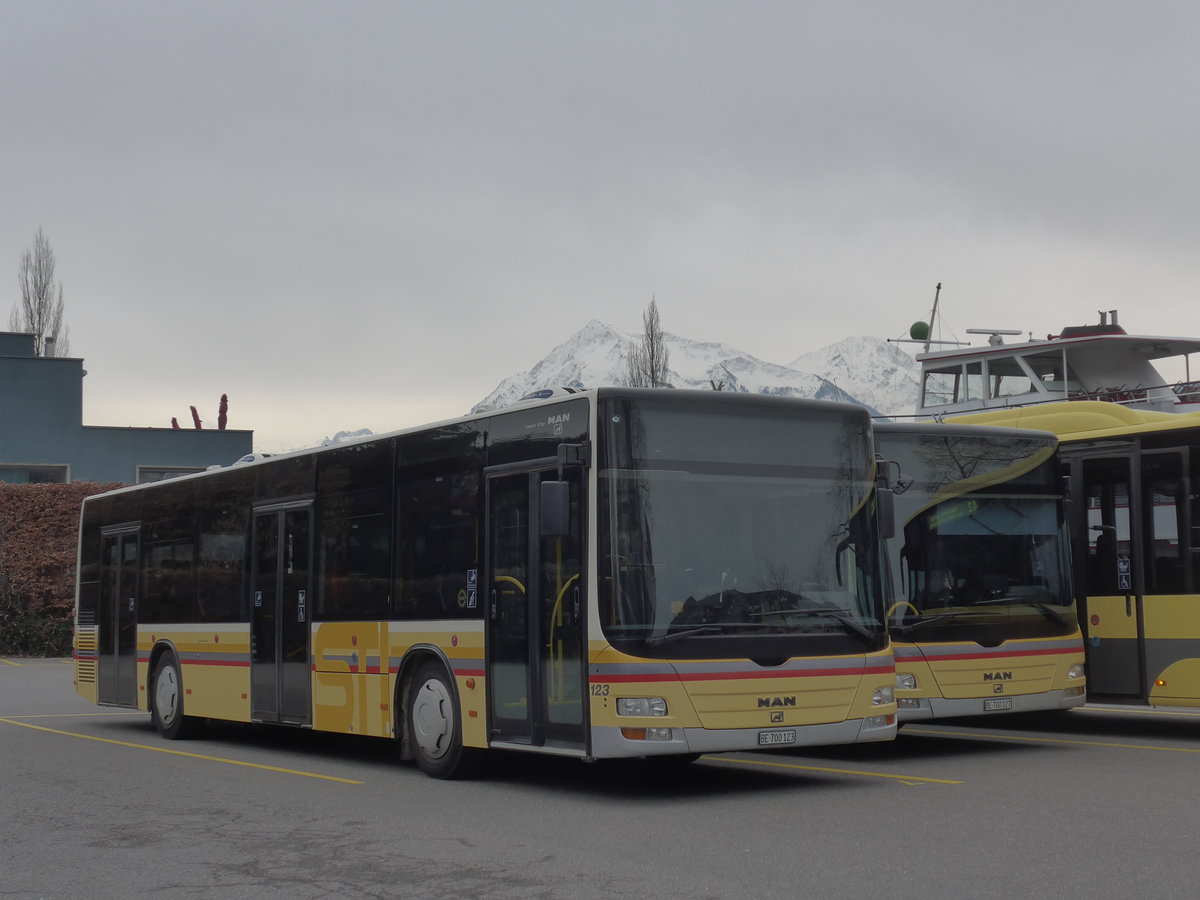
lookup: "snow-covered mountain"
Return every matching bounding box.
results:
[789,336,921,418]
[319,428,374,447]
[473,320,920,417]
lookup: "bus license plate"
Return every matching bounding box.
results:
[758,729,796,746]
[984,698,1013,712]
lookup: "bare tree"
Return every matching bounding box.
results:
[10,228,69,356]
[625,297,670,387]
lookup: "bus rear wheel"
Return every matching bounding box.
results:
[150,652,200,740]
[407,661,480,779]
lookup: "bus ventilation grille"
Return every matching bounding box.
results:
[75,625,98,684]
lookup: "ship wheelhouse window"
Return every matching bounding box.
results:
[1023,351,1083,396]
[986,356,1038,399]
[921,361,984,406]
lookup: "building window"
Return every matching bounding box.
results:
[137,466,207,484]
[0,464,68,484]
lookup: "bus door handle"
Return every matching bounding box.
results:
[1125,595,1133,617]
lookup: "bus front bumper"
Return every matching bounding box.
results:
[589,714,897,758]
[896,686,1086,723]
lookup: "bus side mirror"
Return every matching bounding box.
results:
[877,486,896,540]
[540,481,570,537]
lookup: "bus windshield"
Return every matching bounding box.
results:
[597,396,887,659]
[880,428,1077,642]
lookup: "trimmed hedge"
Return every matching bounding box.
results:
[0,482,123,656]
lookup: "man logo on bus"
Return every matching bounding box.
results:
[758,696,797,708]
[983,672,1013,681]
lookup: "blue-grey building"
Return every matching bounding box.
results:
[0,331,253,484]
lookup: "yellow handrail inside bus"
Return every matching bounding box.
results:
[494,575,525,594]
[548,573,580,701]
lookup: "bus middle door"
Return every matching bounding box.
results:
[251,502,314,725]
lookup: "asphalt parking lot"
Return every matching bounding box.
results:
[4,657,1199,900]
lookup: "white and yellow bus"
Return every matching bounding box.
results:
[949,401,1200,708]
[74,388,897,778]
[874,421,1086,720]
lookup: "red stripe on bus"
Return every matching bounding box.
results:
[137,656,250,667]
[915,646,1082,663]
[592,665,893,684]
[178,659,251,667]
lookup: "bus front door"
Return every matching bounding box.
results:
[98,526,139,707]
[1079,455,1145,698]
[487,467,586,752]
[251,503,314,725]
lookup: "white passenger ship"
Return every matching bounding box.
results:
[915,310,1200,418]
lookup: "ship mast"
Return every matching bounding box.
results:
[924,282,941,354]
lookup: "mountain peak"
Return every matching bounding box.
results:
[789,337,920,417]
[473,325,919,415]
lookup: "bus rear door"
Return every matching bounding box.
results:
[98,524,139,707]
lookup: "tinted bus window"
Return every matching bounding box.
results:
[317,441,393,620]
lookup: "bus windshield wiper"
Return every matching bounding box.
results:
[972,596,1068,627]
[645,626,722,647]
[775,607,875,642]
[891,612,965,637]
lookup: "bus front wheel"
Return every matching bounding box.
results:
[150,652,200,740]
[407,661,480,779]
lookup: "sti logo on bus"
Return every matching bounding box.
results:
[758,696,797,708]
[983,672,1013,681]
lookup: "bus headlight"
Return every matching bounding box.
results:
[872,686,894,706]
[617,697,668,717]
[620,727,674,741]
[895,673,917,690]
[1068,664,1085,680]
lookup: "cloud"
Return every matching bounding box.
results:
[5,1,1200,449]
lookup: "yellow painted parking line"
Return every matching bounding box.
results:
[707,755,963,785]
[906,726,1200,755]
[0,659,72,667]
[1079,705,1200,720]
[0,716,364,784]
[3,711,143,719]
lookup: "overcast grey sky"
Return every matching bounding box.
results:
[5,1,1199,451]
